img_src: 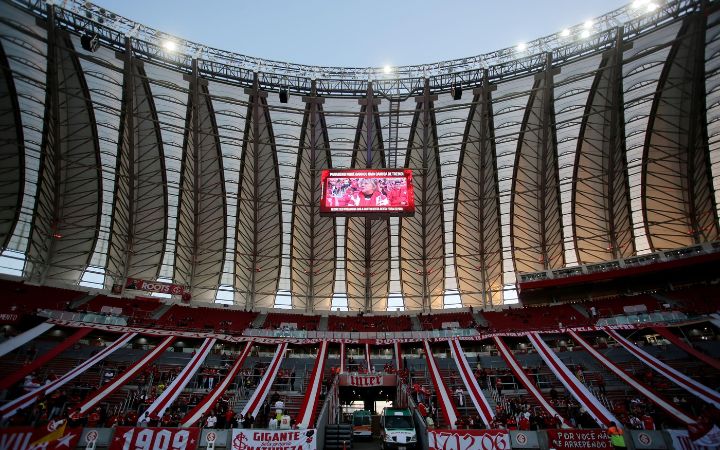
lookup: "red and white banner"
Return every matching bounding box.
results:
[653,327,720,371]
[180,341,254,427]
[142,338,216,420]
[365,342,372,371]
[0,424,82,450]
[546,429,612,449]
[423,340,459,429]
[568,330,695,424]
[125,278,185,295]
[78,335,176,414]
[339,373,396,387]
[109,427,199,450]
[0,327,92,390]
[231,429,317,450]
[428,429,510,450]
[527,332,618,428]
[296,341,328,428]
[0,322,54,358]
[241,342,288,419]
[492,336,563,420]
[340,342,346,373]
[394,341,403,370]
[1,332,136,419]
[448,339,494,427]
[606,328,720,408]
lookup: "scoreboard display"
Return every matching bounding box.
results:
[320,169,414,217]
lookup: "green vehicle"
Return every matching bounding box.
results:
[352,410,372,440]
[379,408,417,450]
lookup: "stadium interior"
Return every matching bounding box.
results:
[0,0,719,448]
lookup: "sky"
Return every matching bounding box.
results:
[93,0,630,68]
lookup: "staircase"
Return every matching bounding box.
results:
[251,313,267,329]
[324,424,352,450]
[410,315,422,331]
[318,316,329,331]
[70,293,97,309]
[473,311,489,328]
[150,304,173,320]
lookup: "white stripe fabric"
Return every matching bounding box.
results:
[568,330,695,425]
[142,337,216,420]
[241,342,288,419]
[423,340,458,429]
[606,328,720,408]
[365,343,372,372]
[78,335,176,414]
[527,332,618,427]
[394,342,402,371]
[180,341,254,427]
[297,341,329,428]
[448,339,494,427]
[0,322,54,358]
[340,342,346,373]
[1,332,137,418]
[492,336,563,420]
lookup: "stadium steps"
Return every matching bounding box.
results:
[570,303,590,318]
[149,303,173,320]
[410,315,422,331]
[318,316,329,331]
[473,311,489,328]
[70,293,98,309]
[251,313,267,329]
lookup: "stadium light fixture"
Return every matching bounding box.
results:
[580,29,591,39]
[383,65,393,74]
[560,28,571,37]
[583,20,594,29]
[162,40,178,52]
[646,2,658,12]
[631,0,650,8]
[516,42,527,52]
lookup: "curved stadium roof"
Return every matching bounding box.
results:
[0,0,717,312]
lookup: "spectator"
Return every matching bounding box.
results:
[205,412,217,429]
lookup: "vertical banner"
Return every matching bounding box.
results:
[1,332,137,419]
[365,342,372,371]
[394,341,403,371]
[241,342,288,419]
[180,341,254,427]
[78,335,176,414]
[428,429,510,450]
[109,427,199,450]
[423,340,459,429]
[447,339,495,427]
[568,330,696,425]
[296,341,329,428]
[141,338,216,420]
[340,342,346,373]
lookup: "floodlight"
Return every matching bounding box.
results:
[516,42,527,52]
[646,2,658,11]
[163,40,177,52]
[580,30,591,39]
[560,29,571,37]
[383,65,393,74]
[583,20,594,29]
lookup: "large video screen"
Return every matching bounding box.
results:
[320,169,414,216]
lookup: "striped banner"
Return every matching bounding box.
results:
[492,336,564,420]
[241,342,288,419]
[527,332,618,428]
[653,327,720,371]
[0,327,92,390]
[448,338,494,427]
[180,341,254,427]
[1,332,137,419]
[394,341,403,371]
[77,335,176,414]
[0,322,54,358]
[423,340,458,429]
[340,342,346,373]
[141,337,216,420]
[606,328,720,408]
[296,341,329,428]
[568,330,695,425]
[365,343,372,372]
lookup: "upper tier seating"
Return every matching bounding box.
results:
[154,304,257,332]
[327,315,412,332]
[419,311,475,330]
[482,304,589,331]
[0,279,82,316]
[263,313,320,331]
